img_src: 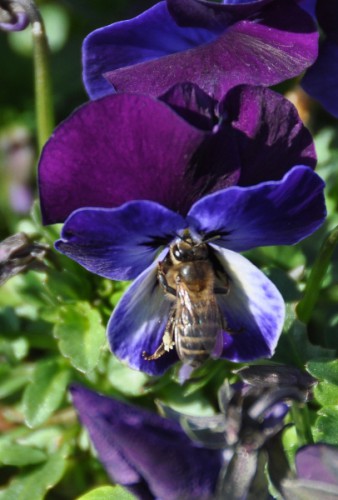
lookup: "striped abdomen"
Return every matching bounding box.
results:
[174,284,224,368]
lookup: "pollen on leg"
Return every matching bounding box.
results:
[163,331,175,352]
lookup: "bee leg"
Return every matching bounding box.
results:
[142,342,166,361]
[158,264,176,297]
[163,316,175,352]
[142,311,175,360]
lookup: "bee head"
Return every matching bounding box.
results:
[170,238,208,263]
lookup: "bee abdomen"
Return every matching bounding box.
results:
[175,324,220,367]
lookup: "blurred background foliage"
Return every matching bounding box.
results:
[0,1,338,499]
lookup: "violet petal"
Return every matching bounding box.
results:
[82,2,216,99]
[103,1,318,99]
[296,444,338,486]
[107,261,178,376]
[302,40,338,118]
[167,0,275,29]
[55,202,185,281]
[159,82,218,130]
[219,85,317,186]
[38,93,206,224]
[70,384,222,500]
[211,247,285,361]
[188,166,326,252]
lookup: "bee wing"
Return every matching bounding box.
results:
[175,282,224,361]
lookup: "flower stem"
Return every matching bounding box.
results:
[30,3,54,151]
[296,225,338,324]
[291,403,314,446]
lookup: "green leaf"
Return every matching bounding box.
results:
[307,359,338,385]
[297,225,338,324]
[0,443,46,466]
[314,381,338,407]
[0,336,29,363]
[315,406,338,445]
[107,357,149,397]
[76,485,136,500]
[0,365,32,398]
[23,358,70,428]
[54,302,106,373]
[16,427,65,454]
[273,305,335,367]
[0,450,66,500]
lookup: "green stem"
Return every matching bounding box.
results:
[32,14,54,151]
[296,225,338,324]
[290,403,314,446]
[18,0,54,151]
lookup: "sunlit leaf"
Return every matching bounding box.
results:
[0,443,46,466]
[54,302,106,373]
[107,357,148,397]
[23,358,70,428]
[307,359,338,385]
[0,450,67,500]
[315,407,338,445]
[314,381,338,407]
[76,485,136,500]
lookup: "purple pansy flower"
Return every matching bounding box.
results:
[38,84,325,376]
[55,166,325,375]
[71,384,222,500]
[39,84,316,225]
[302,2,338,117]
[70,366,314,499]
[282,444,338,498]
[82,0,318,100]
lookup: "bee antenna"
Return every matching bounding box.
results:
[174,233,185,242]
[202,234,221,244]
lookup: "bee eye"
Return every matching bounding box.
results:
[173,245,182,260]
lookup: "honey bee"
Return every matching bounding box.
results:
[143,231,230,368]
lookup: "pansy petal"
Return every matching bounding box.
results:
[38,93,206,224]
[219,85,316,185]
[83,2,216,99]
[104,1,317,99]
[188,166,326,252]
[108,261,178,376]
[295,444,338,485]
[70,385,222,500]
[211,247,284,361]
[159,82,217,130]
[55,201,185,281]
[302,40,338,118]
[167,0,274,28]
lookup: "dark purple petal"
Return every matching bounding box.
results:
[188,166,326,252]
[211,247,285,361]
[83,2,216,100]
[159,82,218,130]
[70,384,222,500]
[302,40,338,118]
[55,202,186,281]
[219,85,316,186]
[38,93,206,225]
[104,1,318,99]
[167,0,274,28]
[108,261,178,376]
[295,444,338,486]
